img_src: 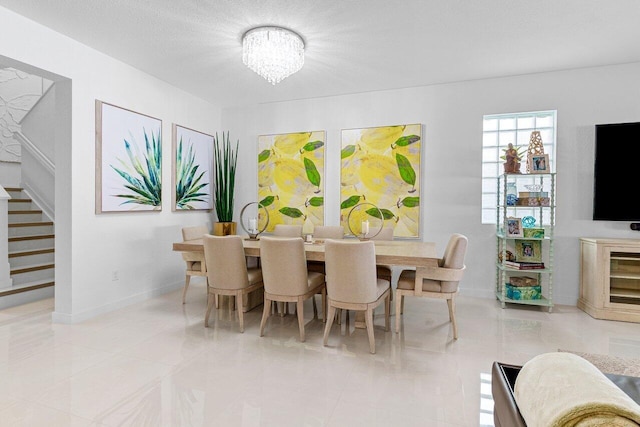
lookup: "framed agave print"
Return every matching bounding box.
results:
[95,100,162,213]
[340,124,422,238]
[257,131,325,232]
[171,124,213,211]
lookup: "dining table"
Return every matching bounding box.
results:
[172,236,439,327]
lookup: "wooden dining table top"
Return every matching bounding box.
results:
[173,237,439,267]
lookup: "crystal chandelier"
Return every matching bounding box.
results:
[242,26,305,85]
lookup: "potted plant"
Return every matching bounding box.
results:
[212,131,239,235]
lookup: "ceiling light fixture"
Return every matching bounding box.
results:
[242,26,305,85]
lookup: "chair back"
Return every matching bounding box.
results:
[203,235,249,290]
[260,236,309,295]
[182,225,209,241]
[370,226,394,240]
[273,224,303,237]
[325,239,378,303]
[313,225,344,240]
[440,233,468,287]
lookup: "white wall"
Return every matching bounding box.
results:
[0,6,220,322]
[223,62,640,306]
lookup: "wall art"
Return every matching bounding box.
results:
[257,131,325,232]
[171,124,213,211]
[95,100,162,213]
[340,124,422,238]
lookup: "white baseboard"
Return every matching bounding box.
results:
[51,281,183,324]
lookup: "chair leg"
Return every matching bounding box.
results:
[322,288,327,323]
[384,293,390,332]
[297,300,305,342]
[182,275,191,304]
[447,297,458,340]
[237,291,245,333]
[395,290,403,333]
[365,308,375,354]
[323,305,336,346]
[205,293,215,327]
[215,293,219,309]
[260,297,271,337]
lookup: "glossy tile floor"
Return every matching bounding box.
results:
[0,280,638,427]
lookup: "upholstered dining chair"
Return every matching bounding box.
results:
[395,233,468,339]
[259,236,326,341]
[370,227,394,283]
[203,235,264,332]
[323,239,391,354]
[180,225,210,304]
[273,224,303,237]
[307,225,344,274]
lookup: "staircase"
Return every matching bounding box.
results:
[2,187,54,297]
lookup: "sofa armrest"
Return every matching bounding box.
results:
[491,362,527,427]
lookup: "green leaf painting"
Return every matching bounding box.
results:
[173,125,213,211]
[110,128,162,207]
[98,102,163,213]
[258,131,325,231]
[340,124,421,237]
[260,195,275,207]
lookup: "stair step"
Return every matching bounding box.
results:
[3,187,24,192]
[10,263,55,286]
[8,200,34,210]
[8,235,55,252]
[11,262,54,275]
[9,248,55,268]
[9,234,55,242]
[9,222,52,227]
[9,222,54,237]
[9,248,55,258]
[0,279,54,298]
[9,210,44,215]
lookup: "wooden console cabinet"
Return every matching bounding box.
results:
[579,238,640,323]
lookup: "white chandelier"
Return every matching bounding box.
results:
[242,26,305,85]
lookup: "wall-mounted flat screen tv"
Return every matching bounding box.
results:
[593,122,640,221]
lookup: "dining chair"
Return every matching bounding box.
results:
[259,236,326,341]
[323,239,391,354]
[395,233,468,339]
[273,224,303,237]
[203,234,264,332]
[180,225,209,304]
[370,227,394,283]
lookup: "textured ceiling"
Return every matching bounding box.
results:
[1,0,640,108]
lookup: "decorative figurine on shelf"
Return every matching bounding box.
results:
[502,143,523,174]
[526,131,545,174]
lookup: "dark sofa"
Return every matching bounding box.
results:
[492,361,640,427]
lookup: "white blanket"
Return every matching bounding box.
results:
[514,352,640,427]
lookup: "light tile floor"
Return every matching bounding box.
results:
[0,280,638,426]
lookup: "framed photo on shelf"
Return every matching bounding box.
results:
[515,239,542,262]
[529,153,550,174]
[506,217,523,238]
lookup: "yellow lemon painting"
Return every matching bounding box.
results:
[258,131,325,232]
[340,124,422,238]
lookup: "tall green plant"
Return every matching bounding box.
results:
[213,131,238,222]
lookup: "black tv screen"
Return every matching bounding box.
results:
[593,122,640,221]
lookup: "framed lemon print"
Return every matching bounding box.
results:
[340,124,422,238]
[257,131,325,233]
